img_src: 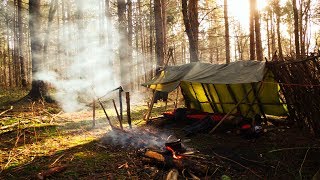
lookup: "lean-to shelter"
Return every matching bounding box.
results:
[143,60,288,118]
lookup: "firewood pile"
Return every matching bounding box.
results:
[267,55,320,136]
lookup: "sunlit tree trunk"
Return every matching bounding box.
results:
[128,0,133,90]
[276,11,283,60]
[182,0,199,62]
[148,0,154,80]
[249,0,255,60]
[266,17,271,60]
[154,0,165,70]
[43,0,58,67]
[270,13,276,58]
[17,0,27,87]
[224,0,230,63]
[254,1,263,61]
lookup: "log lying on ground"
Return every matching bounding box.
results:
[143,150,209,175]
[36,166,67,180]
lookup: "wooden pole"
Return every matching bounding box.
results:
[97,99,114,130]
[92,99,96,127]
[119,87,123,129]
[112,99,123,129]
[126,92,132,128]
[144,90,156,121]
[209,87,254,134]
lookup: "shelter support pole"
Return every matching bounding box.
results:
[144,90,157,122]
[174,88,180,109]
[226,84,241,113]
[212,84,225,113]
[209,87,254,134]
[202,84,217,112]
[241,84,255,116]
[250,83,267,123]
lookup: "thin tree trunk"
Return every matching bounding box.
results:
[292,0,300,58]
[224,0,230,63]
[266,17,271,60]
[270,13,276,58]
[249,0,255,60]
[128,0,133,90]
[43,0,58,66]
[17,0,27,87]
[254,2,263,61]
[276,11,283,60]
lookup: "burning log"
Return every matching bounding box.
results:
[143,150,209,176]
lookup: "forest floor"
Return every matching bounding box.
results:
[0,89,320,179]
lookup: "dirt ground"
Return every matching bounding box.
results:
[1,99,320,179]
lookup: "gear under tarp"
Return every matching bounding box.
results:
[142,61,288,117]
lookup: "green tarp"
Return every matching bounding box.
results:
[143,61,288,118]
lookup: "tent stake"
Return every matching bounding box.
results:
[209,87,254,134]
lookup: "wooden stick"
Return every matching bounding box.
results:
[112,99,123,130]
[97,99,114,130]
[299,147,310,179]
[268,147,320,153]
[119,87,123,129]
[92,99,96,127]
[125,92,132,129]
[209,87,254,134]
[0,106,13,116]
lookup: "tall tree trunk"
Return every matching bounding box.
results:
[182,0,199,62]
[17,0,27,87]
[224,0,230,63]
[276,12,283,60]
[270,12,276,58]
[292,0,300,58]
[128,0,133,90]
[117,0,129,90]
[148,0,154,80]
[43,0,58,66]
[249,0,255,60]
[154,0,165,70]
[254,2,263,61]
[28,0,48,100]
[266,17,271,60]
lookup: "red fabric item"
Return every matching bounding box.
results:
[241,124,251,129]
[186,114,208,120]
